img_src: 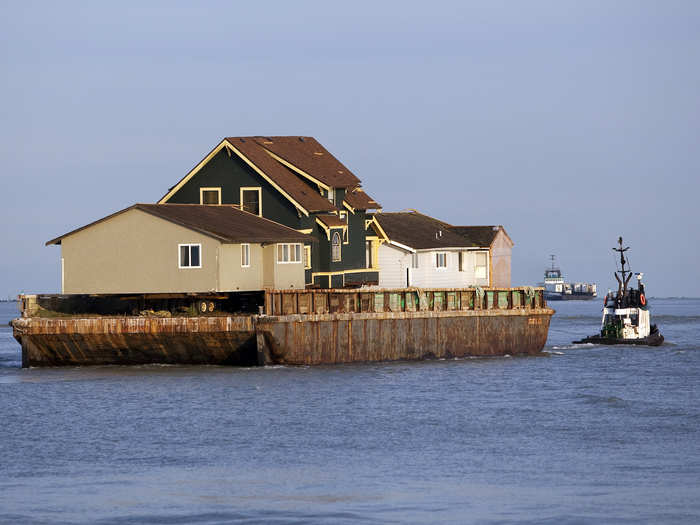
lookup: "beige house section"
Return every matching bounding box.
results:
[217,243,263,292]
[262,245,306,289]
[59,208,305,294]
[490,230,513,288]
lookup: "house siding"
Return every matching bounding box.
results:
[378,244,490,289]
[167,150,302,228]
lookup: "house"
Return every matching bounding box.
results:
[370,211,513,288]
[158,137,381,288]
[449,225,514,287]
[46,204,312,294]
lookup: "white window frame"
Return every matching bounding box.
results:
[178,243,202,269]
[436,252,447,270]
[240,187,262,217]
[331,231,342,262]
[475,252,488,279]
[328,187,335,205]
[411,253,419,269]
[241,243,250,267]
[277,243,302,264]
[199,187,222,205]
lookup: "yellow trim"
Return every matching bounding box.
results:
[365,235,379,240]
[199,187,221,205]
[160,140,228,203]
[262,149,331,190]
[315,217,347,240]
[312,268,379,277]
[296,228,313,234]
[158,139,310,216]
[239,186,262,217]
[343,201,355,214]
[372,239,379,270]
[304,245,311,269]
[366,216,389,242]
[227,143,309,216]
[339,211,349,245]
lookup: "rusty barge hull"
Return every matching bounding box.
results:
[12,309,553,368]
[257,309,553,365]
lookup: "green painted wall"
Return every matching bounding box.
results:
[167,150,302,228]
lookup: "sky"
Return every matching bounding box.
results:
[1,1,699,298]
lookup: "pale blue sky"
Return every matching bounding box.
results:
[1,1,699,297]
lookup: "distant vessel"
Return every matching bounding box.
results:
[574,237,663,346]
[541,255,597,301]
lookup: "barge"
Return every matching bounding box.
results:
[12,287,553,367]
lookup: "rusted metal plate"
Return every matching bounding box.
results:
[256,308,553,365]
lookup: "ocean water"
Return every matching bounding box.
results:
[1,299,699,524]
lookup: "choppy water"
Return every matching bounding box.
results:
[1,299,699,524]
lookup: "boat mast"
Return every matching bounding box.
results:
[613,236,632,296]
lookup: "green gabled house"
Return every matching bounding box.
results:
[159,136,382,288]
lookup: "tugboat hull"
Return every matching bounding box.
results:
[574,329,664,347]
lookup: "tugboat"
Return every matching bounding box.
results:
[574,237,663,346]
[542,255,597,301]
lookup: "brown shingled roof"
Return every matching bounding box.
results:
[228,138,337,214]
[344,186,381,210]
[315,214,346,229]
[449,226,510,248]
[373,212,476,250]
[243,136,361,188]
[47,204,313,246]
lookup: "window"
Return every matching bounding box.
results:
[475,252,488,278]
[304,245,311,269]
[339,211,349,243]
[411,253,419,268]
[331,231,342,262]
[459,251,464,272]
[436,252,447,269]
[240,187,261,216]
[277,243,302,263]
[200,187,221,205]
[241,243,250,267]
[366,240,373,268]
[328,187,335,205]
[179,244,201,268]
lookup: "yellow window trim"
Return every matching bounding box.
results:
[315,218,347,240]
[158,139,310,217]
[312,268,378,277]
[199,187,221,205]
[304,245,312,269]
[261,149,331,191]
[339,211,349,245]
[240,186,262,217]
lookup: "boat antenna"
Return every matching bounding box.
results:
[549,254,556,270]
[613,236,631,295]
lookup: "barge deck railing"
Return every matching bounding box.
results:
[264,287,545,316]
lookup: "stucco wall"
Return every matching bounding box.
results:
[490,231,512,288]
[60,209,221,294]
[262,245,306,289]
[377,244,490,288]
[218,243,264,292]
